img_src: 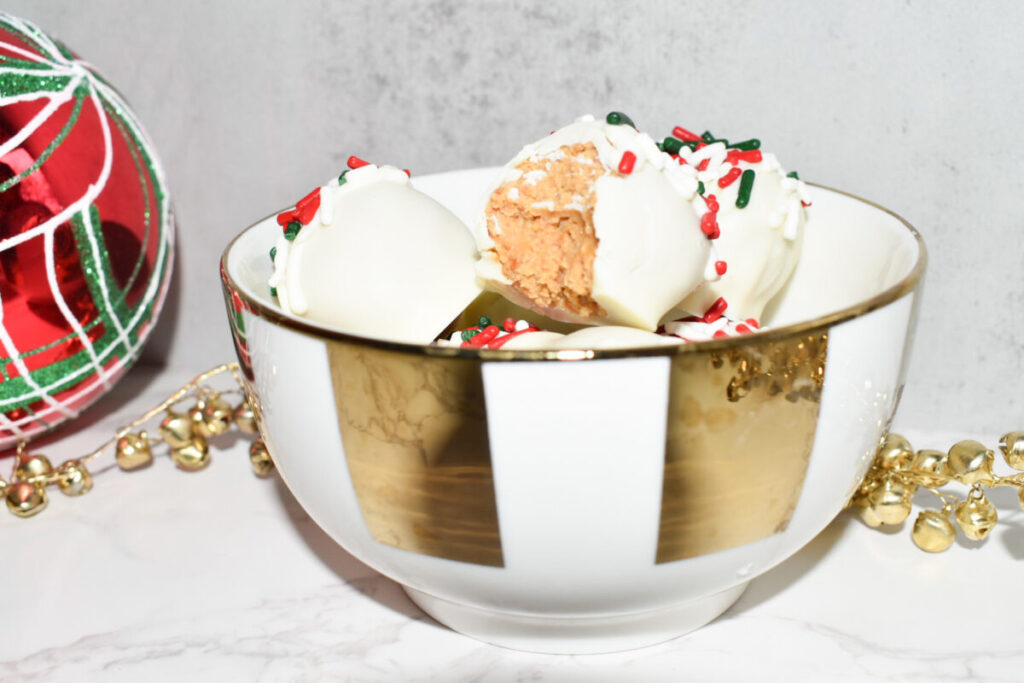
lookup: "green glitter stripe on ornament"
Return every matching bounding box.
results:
[0,86,84,193]
[0,318,104,366]
[0,55,62,71]
[72,205,135,334]
[0,67,73,98]
[0,345,103,407]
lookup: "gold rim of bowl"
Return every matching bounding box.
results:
[219,181,926,361]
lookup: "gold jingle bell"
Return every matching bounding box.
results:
[188,401,212,439]
[876,433,914,471]
[955,490,998,541]
[867,476,914,525]
[948,440,995,486]
[160,410,195,449]
[911,449,952,489]
[15,452,53,482]
[233,401,258,435]
[852,490,883,528]
[171,436,210,472]
[56,460,93,496]
[912,509,956,553]
[200,395,233,436]
[249,439,274,478]
[116,432,153,471]
[6,481,47,518]
[999,431,1024,470]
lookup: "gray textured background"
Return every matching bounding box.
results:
[5,1,1022,433]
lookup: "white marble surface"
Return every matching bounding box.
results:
[1,364,1021,682]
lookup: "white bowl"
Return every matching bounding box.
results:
[220,168,925,654]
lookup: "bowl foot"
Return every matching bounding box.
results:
[404,582,748,654]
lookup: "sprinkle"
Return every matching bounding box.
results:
[701,131,716,143]
[488,327,539,349]
[786,170,800,180]
[618,151,637,175]
[715,260,727,275]
[269,246,277,262]
[656,141,665,152]
[662,137,684,155]
[337,170,348,185]
[696,158,710,172]
[270,287,278,298]
[704,194,719,212]
[703,297,728,323]
[697,180,705,195]
[469,325,501,346]
[713,330,729,339]
[478,315,492,328]
[736,169,756,208]
[295,188,321,224]
[461,328,480,342]
[728,139,761,151]
[700,212,718,237]
[276,210,296,227]
[726,149,763,165]
[347,155,369,169]
[284,221,302,241]
[801,200,811,207]
[606,111,636,128]
[718,167,742,188]
[735,324,752,334]
[745,318,760,329]
[403,169,411,177]
[672,126,702,142]
[503,318,516,332]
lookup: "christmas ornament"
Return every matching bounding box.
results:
[0,12,174,449]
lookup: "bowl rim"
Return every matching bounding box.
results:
[219,175,926,361]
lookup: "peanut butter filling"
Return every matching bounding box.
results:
[484,142,608,318]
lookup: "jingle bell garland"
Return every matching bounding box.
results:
[0,363,271,519]
[852,431,1024,552]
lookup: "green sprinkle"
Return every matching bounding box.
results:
[786,170,800,180]
[656,141,665,152]
[701,131,715,143]
[478,315,492,328]
[682,140,701,152]
[728,138,761,151]
[270,287,278,298]
[662,136,684,155]
[736,169,756,208]
[606,111,636,128]
[338,170,348,185]
[697,180,705,195]
[269,246,277,262]
[461,329,480,342]
[284,221,302,241]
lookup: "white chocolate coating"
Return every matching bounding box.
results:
[476,115,710,330]
[269,165,481,344]
[498,325,681,351]
[677,142,809,322]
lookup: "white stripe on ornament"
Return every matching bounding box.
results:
[0,37,49,63]
[0,73,81,160]
[2,14,68,64]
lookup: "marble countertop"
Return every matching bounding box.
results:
[2,364,1021,682]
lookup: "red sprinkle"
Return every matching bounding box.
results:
[294,188,321,224]
[745,318,760,329]
[672,125,701,142]
[503,318,516,332]
[713,330,730,339]
[703,297,728,323]
[276,210,295,227]
[726,149,763,165]
[704,194,719,212]
[347,155,369,169]
[715,260,728,276]
[718,167,743,188]
[487,327,539,349]
[403,169,411,177]
[468,325,501,346]
[801,200,811,207]
[700,212,719,237]
[696,158,710,172]
[618,151,637,175]
[735,324,752,334]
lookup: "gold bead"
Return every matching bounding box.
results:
[116,432,153,471]
[160,410,195,448]
[6,481,47,517]
[249,439,274,478]
[912,509,956,552]
[955,491,997,541]
[233,402,258,435]
[188,402,212,439]
[868,477,913,525]
[948,440,995,485]
[876,433,914,470]
[1018,487,1024,513]
[911,449,952,489]
[15,453,53,482]
[999,431,1024,470]
[170,436,210,472]
[201,395,233,436]
[56,460,93,496]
